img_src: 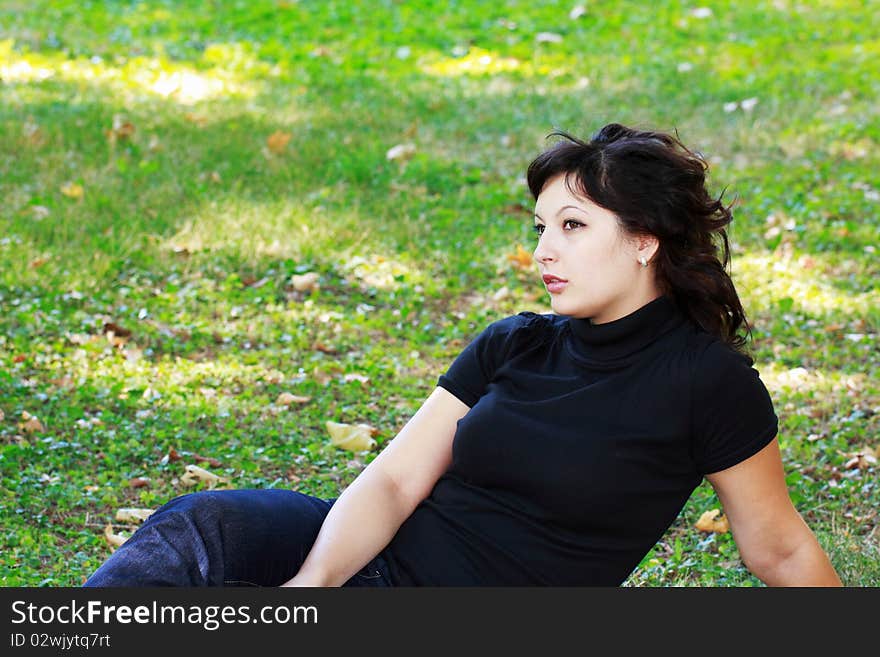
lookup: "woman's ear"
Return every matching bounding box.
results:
[635,234,660,264]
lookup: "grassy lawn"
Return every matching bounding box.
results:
[1,0,877,586]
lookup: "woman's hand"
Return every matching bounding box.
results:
[279,578,307,587]
[279,570,327,587]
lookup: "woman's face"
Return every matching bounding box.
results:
[532,175,650,324]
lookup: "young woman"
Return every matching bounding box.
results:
[84,123,841,587]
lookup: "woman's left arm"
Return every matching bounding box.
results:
[705,438,842,586]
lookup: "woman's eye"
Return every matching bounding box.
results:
[533,221,581,237]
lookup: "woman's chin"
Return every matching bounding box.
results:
[549,297,595,318]
[548,298,577,316]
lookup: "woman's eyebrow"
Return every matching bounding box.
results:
[534,205,586,222]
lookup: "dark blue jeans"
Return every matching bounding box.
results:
[83,489,394,587]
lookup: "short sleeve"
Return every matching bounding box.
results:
[436,314,529,408]
[691,341,778,475]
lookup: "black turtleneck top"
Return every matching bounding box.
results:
[383,295,778,586]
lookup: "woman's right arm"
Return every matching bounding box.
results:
[281,386,470,586]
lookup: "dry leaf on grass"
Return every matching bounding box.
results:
[844,449,878,470]
[180,464,228,488]
[106,115,135,142]
[19,412,45,434]
[313,342,338,355]
[159,446,182,465]
[103,524,129,549]
[386,143,416,161]
[0,408,5,421]
[267,130,292,154]
[312,370,332,385]
[183,113,207,126]
[326,421,377,452]
[506,244,533,270]
[115,508,155,523]
[60,182,84,199]
[290,272,320,292]
[276,392,312,406]
[695,508,730,533]
[193,453,222,468]
[102,321,132,338]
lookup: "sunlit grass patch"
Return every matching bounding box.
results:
[761,363,870,398]
[163,198,340,261]
[734,251,880,316]
[421,47,530,77]
[0,39,269,105]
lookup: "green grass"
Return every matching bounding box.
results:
[1,0,878,586]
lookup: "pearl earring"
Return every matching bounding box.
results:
[638,256,648,267]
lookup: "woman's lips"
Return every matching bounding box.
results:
[542,275,568,294]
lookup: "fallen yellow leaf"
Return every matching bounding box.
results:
[312,370,332,386]
[276,392,312,406]
[844,449,877,470]
[326,421,377,452]
[507,244,533,270]
[290,272,320,292]
[106,114,135,142]
[20,412,45,434]
[115,508,155,523]
[180,464,228,488]
[386,143,416,161]
[183,113,208,126]
[267,130,292,154]
[103,524,128,549]
[695,508,730,533]
[60,182,84,199]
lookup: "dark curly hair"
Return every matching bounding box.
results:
[526,122,751,355]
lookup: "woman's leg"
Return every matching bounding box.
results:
[83,489,337,587]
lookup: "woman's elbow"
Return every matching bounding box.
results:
[740,532,841,586]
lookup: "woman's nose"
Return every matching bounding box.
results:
[533,236,556,264]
